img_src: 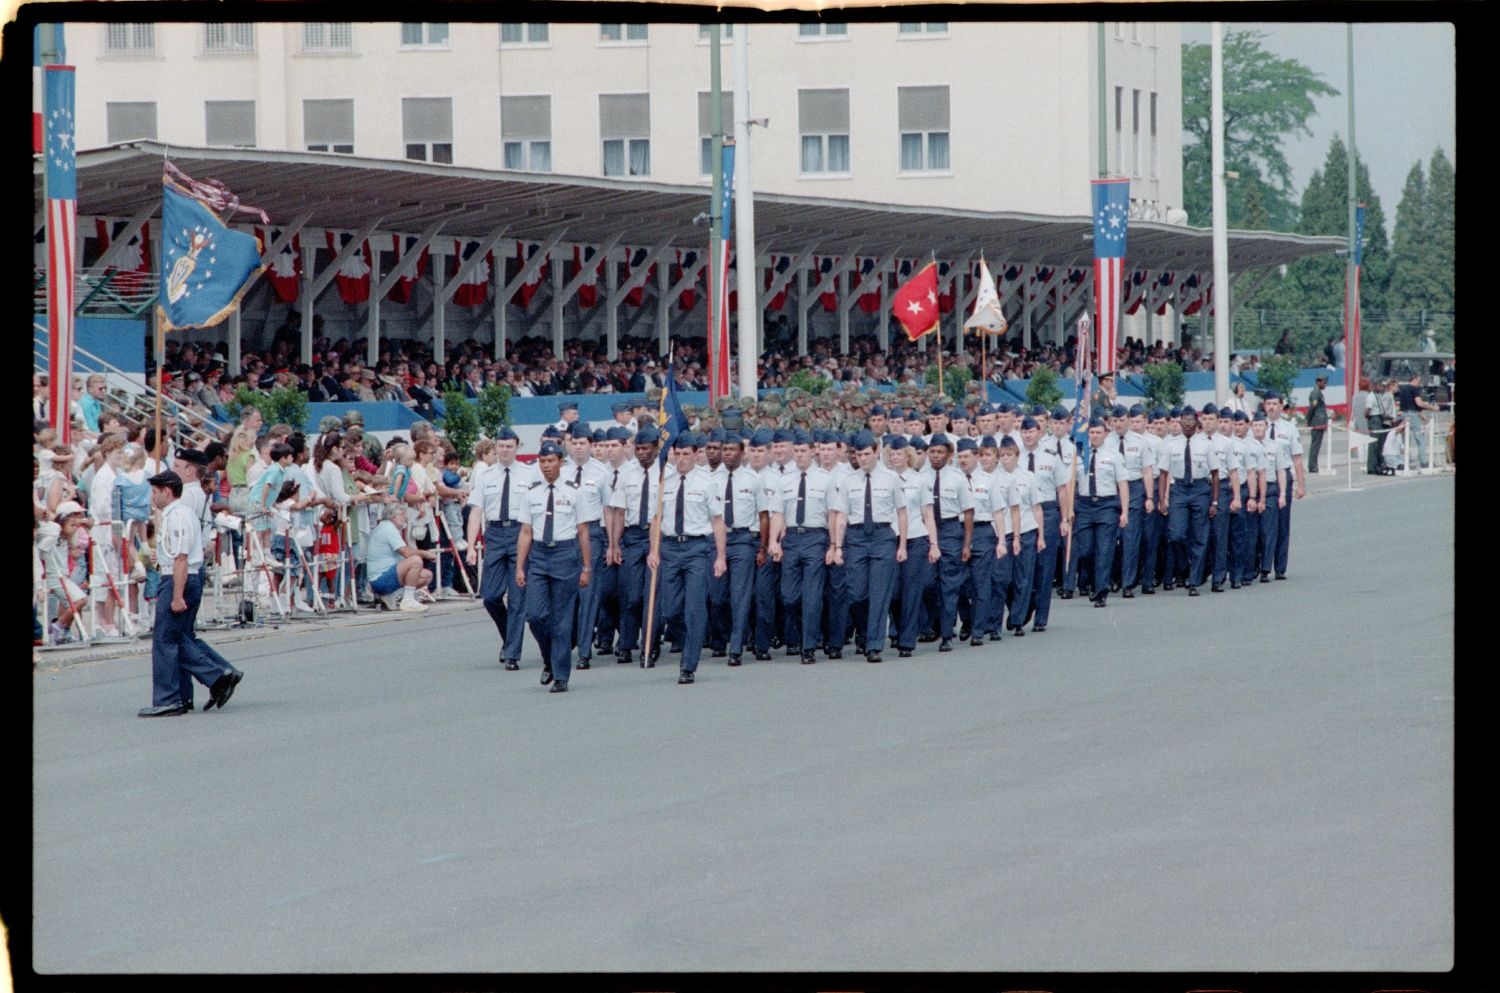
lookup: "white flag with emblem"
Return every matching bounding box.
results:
[964,258,1007,335]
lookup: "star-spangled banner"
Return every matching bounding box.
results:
[1091,178,1130,375]
[158,168,266,332]
[44,63,76,443]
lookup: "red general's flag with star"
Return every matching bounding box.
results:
[891,261,940,341]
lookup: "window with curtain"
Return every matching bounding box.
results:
[501,23,549,45]
[797,23,847,38]
[898,85,950,172]
[502,95,552,172]
[104,23,154,54]
[600,24,649,42]
[401,23,449,47]
[1112,86,1123,175]
[304,99,354,154]
[106,102,157,142]
[403,96,453,163]
[203,23,254,54]
[302,23,353,52]
[896,23,948,35]
[600,93,650,176]
[205,100,256,147]
[798,88,850,175]
[1150,92,1159,178]
[1131,89,1141,177]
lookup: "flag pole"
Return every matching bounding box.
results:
[641,451,669,660]
[153,318,163,456]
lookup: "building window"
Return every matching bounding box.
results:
[302,23,352,52]
[400,23,449,48]
[1130,22,1141,43]
[797,23,848,39]
[402,97,453,163]
[203,23,254,55]
[205,100,256,148]
[502,95,552,172]
[697,24,734,42]
[501,23,549,45]
[1150,91,1159,179]
[106,101,157,142]
[600,94,650,176]
[798,88,850,175]
[1112,85,1123,175]
[1114,21,1125,40]
[600,24,649,43]
[698,91,734,176]
[104,23,154,55]
[898,86,950,172]
[897,23,948,35]
[304,99,354,154]
[1131,89,1141,178]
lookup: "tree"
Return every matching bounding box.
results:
[1025,365,1063,410]
[1141,362,1184,409]
[1255,354,1299,399]
[475,383,512,438]
[1182,29,1338,231]
[439,391,480,464]
[1425,147,1455,318]
[1387,161,1441,313]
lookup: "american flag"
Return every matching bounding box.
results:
[1091,178,1130,375]
[1345,203,1367,399]
[709,140,735,403]
[43,63,76,444]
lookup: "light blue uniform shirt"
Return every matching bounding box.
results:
[832,464,904,535]
[563,458,610,525]
[524,477,582,543]
[607,460,659,527]
[661,466,725,537]
[467,459,538,523]
[774,465,837,530]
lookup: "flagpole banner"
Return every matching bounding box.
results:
[34,25,66,153]
[44,63,77,444]
[963,259,1007,336]
[891,261,940,342]
[658,365,691,466]
[158,162,268,332]
[709,142,736,403]
[1071,311,1092,450]
[1090,178,1130,375]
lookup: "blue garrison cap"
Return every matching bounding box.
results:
[1168,406,1183,418]
[1219,406,1234,418]
[671,433,695,450]
[558,401,578,412]
[611,401,632,415]
[956,437,978,453]
[1150,408,1167,421]
[1252,410,1268,422]
[997,402,1014,415]
[1180,404,1198,417]
[605,426,631,442]
[634,425,661,445]
[1051,406,1070,422]
[771,428,794,444]
[910,435,929,452]
[1111,404,1128,418]
[706,428,726,444]
[886,435,909,450]
[1031,404,1049,418]
[1263,390,1283,401]
[999,436,1020,451]
[568,422,592,440]
[851,430,876,451]
[1019,416,1039,431]
[1088,416,1106,429]
[749,429,772,448]
[792,429,814,446]
[1128,404,1146,417]
[928,433,953,449]
[541,425,564,440]
[869,405,886,417]
[950,409,970,421]
[929,402,948,416]
[979,435,999,449]
[1232,410,1249,422]
[495,427,519,441]
[537,441,565,458]
[591,428,608,444]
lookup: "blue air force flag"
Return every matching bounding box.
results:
[157,181,265,331]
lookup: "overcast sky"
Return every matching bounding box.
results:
[1179,22,1456,219]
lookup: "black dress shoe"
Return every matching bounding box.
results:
[206,669,243,711]
[137,703,189,718]
[1259,574,1270,584]
[969,638,984,647]
[786,644,802,657]
[919,631,939,643]
[617,650,633,665]
[898,648,913,658]
[670,644,682,654]
[711,648,727,658]
[504,660,520,671]
[1230,580,1241,590]
[1031,624,1046,633]
[540,665,554,685]
[1058,590,1074,600]
[678,671,695,684]
[644,657,657,669]
[826,649,843,660]
[1010,626,1026,638]
[549,682,568,693]
[1187,586,1200,597]
[866,652,882,663]
[801,652,817,665]
[1274,573,1287,581]
[1092,597,1108,608]
[1162,581,1175,591]
[938,638,953,652]
[1211,583,1224,593]
[958,626,972,642]
[727,655,742,667]
[1141,585,1156,595]
[770,636,784,649]
[987,632,1003,642]
[576,659,591,670]
[597,645,615,657]
[1110,582,1122,593]
[1122,589,1135,599]
[754,651,772,662]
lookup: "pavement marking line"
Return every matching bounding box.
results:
[419,854,462,864]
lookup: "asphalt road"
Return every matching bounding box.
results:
[31,473,1454,974]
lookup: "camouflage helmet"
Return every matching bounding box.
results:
[317,415,343,434]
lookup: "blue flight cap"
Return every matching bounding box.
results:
[1263,390,1283,401]
[706,428,726,444]
[956,437,978,453]
[1219,406,1234,418]
[1128,404,1146,417]
[605,426,631,442]
[558,401,578,413]
[496,427,519,441]
[771,428,794,444]
[851,430,876,451]
[951,409,970,421]
[568,422,592,440]
[1150,408,1167,421]
[749,429,773,448]
[979,435,999,449]
[635,425,661,445]
[1168,406,1183,418]
[1019,416,1039,431]
[1232,410,1249,422]
[1087,416,1106,429]
[611,401,632,415]
[591,428,608,444]
[996,402,1013,415]
[910,435,929,452]
[869,405,886,417]
[928,433,953,449]
[1050,406,1070,422]
[1111,404,1128,418]
[541,425,563,439]
[1031,404,1049,417]
[928,402,948,416]
[537,441,565,458]
[792,429,814,446]
[1252,410,1268,422]
[886,435,909,450]
[999,436,1020,451]
[671,433,695,450]
[1180,404,1198,417]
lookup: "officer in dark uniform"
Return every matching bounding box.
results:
[653,433,728,684]
[1159,405,1219,595]
[832,429,906,664]
[926,434,974,651]
[769,429,838,663]
[515,440,590,692]
[465,427,534,670]
[1067,417,1129,607]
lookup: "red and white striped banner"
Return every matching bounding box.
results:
[1093,256,1122,375]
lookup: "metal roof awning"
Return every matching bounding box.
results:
[39,143,1343,272]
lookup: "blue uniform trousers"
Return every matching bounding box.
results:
[895,536,933,650]
[723,530,759,656]
[984,535,1014,638]
[1259,482,1282,576]
[845,523,897,652]
[1006,530,1039,630]
[1209,485,1234,584]
[593,554,619,651]
[617,526,655,652]
[1031,502,1062,627]
[482,521,527,661]
[1119,479,1146,589]
[967,526,998,637]
[1274,469,1293,576]
[933,519,968,639]
[525,540,580,686]
[823,557,850,650]
[153,574,235,707]
[1167,480,1212,587]
[706,544,730,652]
[780,527,828,651]
[753,555,780,654]
[1231,484,1256,582]
[1068,496,1120,599]
[660,534,713,672]
[1140,494,1164,588]
[574,522,606,658]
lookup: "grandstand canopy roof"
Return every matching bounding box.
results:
[41,142,1343,271]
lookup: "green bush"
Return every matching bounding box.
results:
[229,385,308,432]
[1255,354,1298,399]
[1025,366,1063,410]
[786,369,830,396]
[925,364,973,405]
[476,383,513,438]
[1141,362,1185,410]
[439,391,480,464]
